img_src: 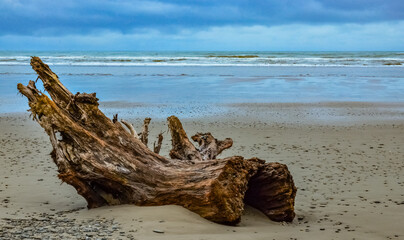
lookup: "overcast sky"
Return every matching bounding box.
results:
[0,0,403,51]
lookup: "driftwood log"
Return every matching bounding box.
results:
[17,57,297,225]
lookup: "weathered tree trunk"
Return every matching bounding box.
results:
[17,57,297,225]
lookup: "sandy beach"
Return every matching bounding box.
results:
[1,102,403,239]
[1,0,404,237]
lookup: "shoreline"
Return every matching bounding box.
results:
[1,102,403,239]
[4,101,404,125]
[98,101,404,125]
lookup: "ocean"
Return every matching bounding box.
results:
[1,51,403,67]
[1,51,403,117]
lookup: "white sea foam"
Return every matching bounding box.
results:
[0,52,403,67]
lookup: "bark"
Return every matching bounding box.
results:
[17,57,297,225]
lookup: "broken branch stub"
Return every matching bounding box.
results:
[140,117,151,146]
[192,132,233,160]
[153,132,164,154]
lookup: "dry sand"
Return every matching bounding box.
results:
[1,102,403,239]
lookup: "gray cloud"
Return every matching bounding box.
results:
[1,21,403,51]
[0,0,403,36]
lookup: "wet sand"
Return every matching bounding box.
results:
[1,102,403,239]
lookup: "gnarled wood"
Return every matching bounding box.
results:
[245,162,297,222]
[192,133,233,160]
[17,57,296,225]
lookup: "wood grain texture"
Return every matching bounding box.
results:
[17,57,296,225]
